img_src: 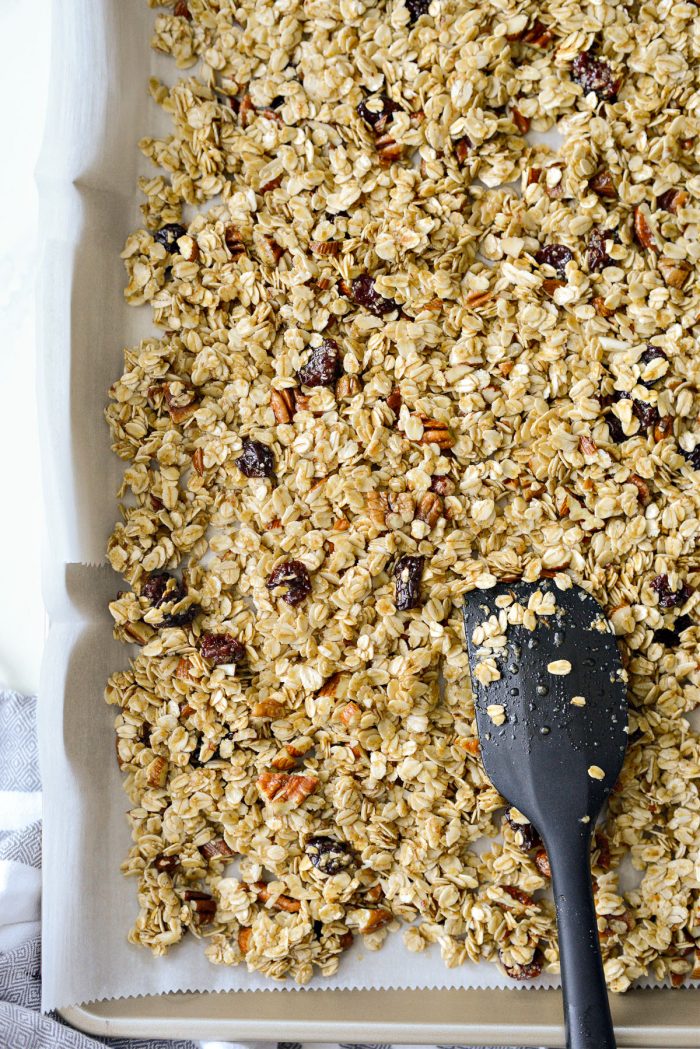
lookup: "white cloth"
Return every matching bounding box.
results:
[0,688,527,1049]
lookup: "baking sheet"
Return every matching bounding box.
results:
[34,0,693,1016]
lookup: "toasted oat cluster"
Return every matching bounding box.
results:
[105,0,700,988]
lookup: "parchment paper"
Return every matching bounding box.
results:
[34,0,667,1014]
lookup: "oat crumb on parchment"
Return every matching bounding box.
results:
[104,0,700,992]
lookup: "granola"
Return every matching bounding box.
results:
[105,0,700,989]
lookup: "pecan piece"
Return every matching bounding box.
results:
[310,239,343,256]
[430,475,455,497]
[367,490,389,527]
[589,169,616,198]
[238,927,252,953]
[658,256,691,289]
[633,206,659,252]
[386,387,402,416]
[534,848,551,878]
[416,491,443,527]
[239,94,255,128]
[503,885,535,908]
[357,908,392,933]
[335,374,361,399]
[522,19,553,46]
[200,838,235,860]
[183,889,217,922]
[174,0,192,19]
[152,852,180,873]
[416,414,455,449]
[542,278,565,297]
[256,771,319,809]
[317,672,342,698]
[147,756,168,788]
[454,135,472,165]
[653,415,674,442]
[628,474,651,505]
[224,225,246,259]
[257,235,284,266]
[191,448,205,475]
[339,701,362,726]
[465,289,492,309]
[657,188,689,213]
[249,881,301,913]
[163,382,197,424]
[270,751,297,771]
[339,930,354,950]
[579,435,598,455]
[251,698,286,718]
[511,107,530,134]
[270,388,295,424]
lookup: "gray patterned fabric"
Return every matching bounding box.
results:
[0,688,528,1049]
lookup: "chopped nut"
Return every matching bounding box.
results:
[633,206,659,252]
[589,170,616,198]
[251,698,286,718]
[511,108,530,134]
[200,838,235,860]
[416,414,455,449]
[534,848,551,878]
[310,240,343,256]
[238,927,252,953]
[465,289,492,309]
[415,491,443,527]
[628,474,651,504]
[146,756,168,788]
[335,374,361,399]
[658,256,691,289]
[580,435,598,455]
[249,881,301,913]
[339,701,362,725]
[270,388,295,424]
[224,225,246,259]
[191,448,205,475]
[357,908,392,933]
[256,771,319,809]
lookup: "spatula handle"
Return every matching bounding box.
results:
[548,827,616,1049]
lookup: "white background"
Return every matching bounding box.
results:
[0,0,52,694]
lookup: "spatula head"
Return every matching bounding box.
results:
[462,580,628,842]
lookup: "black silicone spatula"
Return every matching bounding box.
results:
[462,579,628,1049]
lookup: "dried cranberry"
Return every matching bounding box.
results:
[298,339,342,387]
[653,615,693,647]
[633,399,660,430]
[535,244,573,279]
[587,226,619,272]
[504,810,542,851]
[141,572,174,606]
[357,95,401,134]
[606,413,626,444]
[405,0,431,23]
[637,347,667,388]
[349,274,398,316]
[163,603,199,628]
[571,51,619,102]
[395,554,424,611]
[236,438,275,478]
[651,574,693,609]
[306,836,354,875]
[267,560,312,606]
[154,223,187,252]
[200,633,246,665]
[681,443,700,470]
